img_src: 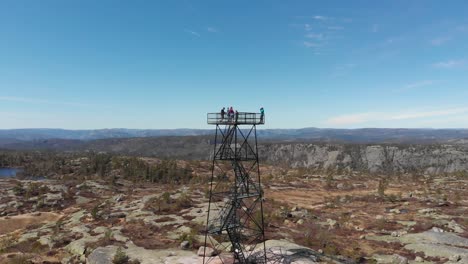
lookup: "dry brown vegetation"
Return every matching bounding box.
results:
[0,154,467,263]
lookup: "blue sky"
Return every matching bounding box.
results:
[1,0,468,129]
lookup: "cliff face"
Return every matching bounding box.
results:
[260,143,468,174]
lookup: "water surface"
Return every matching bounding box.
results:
[0,168,23,178]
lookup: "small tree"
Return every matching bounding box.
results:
[377,177,388,198]
[113,247,129,264]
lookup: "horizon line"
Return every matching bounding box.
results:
[1,127,468,131]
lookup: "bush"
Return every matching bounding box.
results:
[0,234,15,253]
[12,183,25,196]
[104,229,113,241]
[175,192,192,209]
[178,229,198,249]
[91,205,100,220]
[25,182,49,197]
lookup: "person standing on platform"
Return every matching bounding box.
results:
[260,107,264,123]
[220,107,225,122]
[235,110,239,124]
[228,106,234,122]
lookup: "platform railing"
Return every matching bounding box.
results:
[207,112,265,125]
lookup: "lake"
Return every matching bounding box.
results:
[0,168,23,178]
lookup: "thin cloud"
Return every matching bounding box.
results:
[328,26,344,30]
[185,29,200,37]
[0,96,93,107]
[330,63,356,77]
[325,107,468,126]
[394,80,434,92]
[312,15,328,21]
[326,113,374,126]
[432,60,466,68]
[296,15,345,52]
[390,108,468,120]
[303,41,321,48]
[431,36,451,46]
[305,33,324,40]
[207,27,218,33]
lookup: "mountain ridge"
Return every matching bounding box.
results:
[1,127,468,143]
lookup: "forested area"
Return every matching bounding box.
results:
[0,150,194,184]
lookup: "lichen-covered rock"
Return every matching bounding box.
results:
[391,254,408,264]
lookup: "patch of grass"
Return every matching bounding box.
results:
[293,220,335,250]
[178,228,199,249]
[25,182,50,198]
[12,182,25,196]
[325,173,335,189]
[145,191,193,214]
[175,192,192,209]
[105,229,114,241]
[411,221,434,233]
[7,254,30,264]
[0,234,16,253]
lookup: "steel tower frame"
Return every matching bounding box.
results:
[203,112,267,264]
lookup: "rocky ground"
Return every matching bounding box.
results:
[0,161,467,264]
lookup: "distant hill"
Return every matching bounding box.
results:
[0,128,211,141]
[1,135,468,174]
[1,128,468,144]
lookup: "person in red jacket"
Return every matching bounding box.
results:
[228,107,234,122]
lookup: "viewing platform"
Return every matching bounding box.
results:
[207,112,265,125]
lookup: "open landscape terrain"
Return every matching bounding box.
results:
[0,140,467,264]
[3,1,468,263]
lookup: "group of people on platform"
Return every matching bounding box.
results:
[219,107,264,123]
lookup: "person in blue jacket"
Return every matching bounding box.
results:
[260,107,264,123]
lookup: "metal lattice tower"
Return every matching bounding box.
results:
[203,111,267,264]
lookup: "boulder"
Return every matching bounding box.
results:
[198,246,217,257]
[447,220,465,233]
[19,232,39,243]
[76,196,91,205]
[418,208,436,214]
[391,254,408,264]
[109,212,126,219]
[44,193,63,206]
[326,218,337,229]
[87,246,117,264]
[114,194,124,203]
[431,227,444,233]
[448,254,461,262]
[180,241,190,250]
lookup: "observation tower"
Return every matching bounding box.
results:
[203,111,267,264]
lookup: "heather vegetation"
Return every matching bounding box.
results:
[0,149,467,263]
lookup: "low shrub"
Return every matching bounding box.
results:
[113,247,129,264]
